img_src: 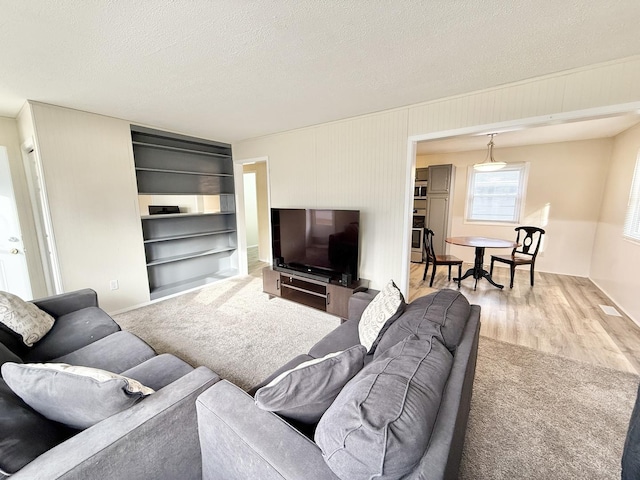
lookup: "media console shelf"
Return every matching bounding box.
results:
[262,267,369,319]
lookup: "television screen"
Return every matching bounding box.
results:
[271,208,359,281]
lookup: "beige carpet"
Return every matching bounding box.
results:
[115,275,639,479]
[460,337,638,479]
[115,274,339,390]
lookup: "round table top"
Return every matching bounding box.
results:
[446,236,517,248]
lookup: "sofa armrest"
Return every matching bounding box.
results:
[197,380,339,480]
[31,289,99,318]
[348,289,379,322]
[11,366,220,480]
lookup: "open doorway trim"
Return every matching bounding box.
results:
[20,136,63,295]
[400,101,640,296]
[232,155,271,276]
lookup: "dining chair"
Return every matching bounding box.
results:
[489,226,546,289]
[422,228,463,288]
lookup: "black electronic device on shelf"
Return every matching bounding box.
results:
[270,208,359,284]
[149,205,180,215]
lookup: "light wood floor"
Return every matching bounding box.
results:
[248,246,269,276]
[410,261,640,374]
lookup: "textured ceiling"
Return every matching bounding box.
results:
[1,1,640,142]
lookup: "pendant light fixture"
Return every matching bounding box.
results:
[473,133,506,171]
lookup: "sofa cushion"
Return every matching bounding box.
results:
[25,306,120,362]
[0,378,74,476]
[255,345,367,424]
[315,335,453,480]
[48,331,156,374]
[358,280,405,354]
[120,353,194,391]
[0,341,22,373]
[2,362,154,430]
[0,291,54,347]
[374,289,470,356]
[0,323,29,358]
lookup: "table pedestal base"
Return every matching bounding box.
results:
[454,247,505,290]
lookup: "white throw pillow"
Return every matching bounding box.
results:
[358,280,405,353]
[0,291,55,346]
[1,362,154,429]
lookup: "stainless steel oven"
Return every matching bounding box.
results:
[411,228,424,262]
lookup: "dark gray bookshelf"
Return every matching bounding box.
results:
[131,126,238,300]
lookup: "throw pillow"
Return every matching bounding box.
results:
[374,288,471,356]
[315,335,453,480]
[0,291,55,347]
[358,280,405,353]
[255,344,367,424]
[1,362,154,430]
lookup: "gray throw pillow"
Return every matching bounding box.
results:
[315,335,453,480]
[1,362,154,429]
[374,288,470,356]
[0,291,55,347]
[255,345,367,424]
[358,280,405,353]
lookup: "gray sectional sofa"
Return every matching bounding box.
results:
[196,288,481,480]
[0,289,219,480]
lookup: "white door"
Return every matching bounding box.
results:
[0,146,32,299]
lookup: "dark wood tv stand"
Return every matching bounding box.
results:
[262,267,369,320]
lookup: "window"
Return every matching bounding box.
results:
[466,163,529,224]
[624,152,640,242]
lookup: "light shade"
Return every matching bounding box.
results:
[473,134,506,171]
[474,161,507,172]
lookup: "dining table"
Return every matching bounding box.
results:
[446,236,518,290]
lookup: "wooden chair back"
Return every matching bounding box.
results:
[423,228,437,261]
[513,226,545,258]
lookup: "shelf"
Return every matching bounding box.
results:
[414,196,428,200]
[280,283,327,299]
[133,141,231,159]
[135,167,232,177]
[146,247,236,266]
[281,288,327,312]
[141,212,235,220]
[132,125,237,301]
[150,269,238,300]
[144,229,236,243]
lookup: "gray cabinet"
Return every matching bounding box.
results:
[131,126,238,300]
[427,164,452,194]
[426,164,454,256]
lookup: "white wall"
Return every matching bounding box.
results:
[591,123,640,323]
[19,103,150,312]
[234,56,640,294]
[242,162,270,261]
[417,139,613,277]
[235,111,410,290]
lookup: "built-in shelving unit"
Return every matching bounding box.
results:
[131,125,238,300]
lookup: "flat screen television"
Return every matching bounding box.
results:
[271,208,359,283]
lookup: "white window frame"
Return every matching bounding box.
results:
[623,151,640,243]
[465,163,529,225]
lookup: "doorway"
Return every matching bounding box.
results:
[0,146,32,299]
[243,171,261,273]
[233,157,271,276]
[403,104,640,300]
